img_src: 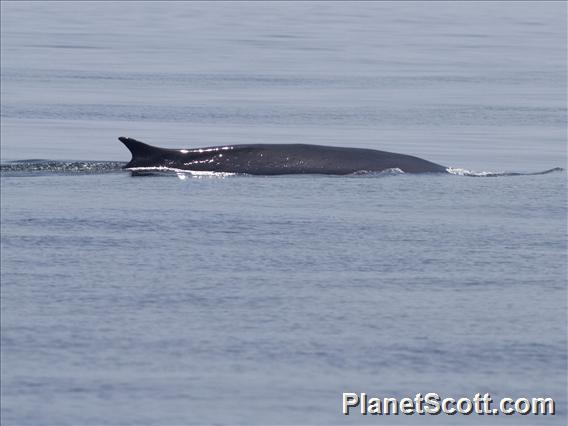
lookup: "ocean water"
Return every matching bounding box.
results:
[1,2,566,425]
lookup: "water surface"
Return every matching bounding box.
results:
[1,2,566,424]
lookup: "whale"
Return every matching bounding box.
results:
[119,137,448,175]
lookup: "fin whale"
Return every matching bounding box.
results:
[119,137,448,175]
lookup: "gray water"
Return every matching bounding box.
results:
[1,2,566,425]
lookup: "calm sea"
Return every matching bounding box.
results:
[1,2,566,424]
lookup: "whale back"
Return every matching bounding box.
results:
[118,137,449,174]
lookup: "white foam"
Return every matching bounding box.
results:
[127,166,236,178]
[446,167,499,177]
[352,168,405,176]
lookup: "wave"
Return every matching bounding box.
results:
[351,168,405,176]
[1,161,563,178]
[0,160,127,175]
[446,167,564,177]
[127,166,237,179]
[128,166,407,179]
[125,166,565,178]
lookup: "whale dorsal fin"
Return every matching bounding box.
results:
[119,137,171,168]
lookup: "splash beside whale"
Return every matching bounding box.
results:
[119,137,449,175]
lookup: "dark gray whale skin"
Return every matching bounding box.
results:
[119,137,448,175]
